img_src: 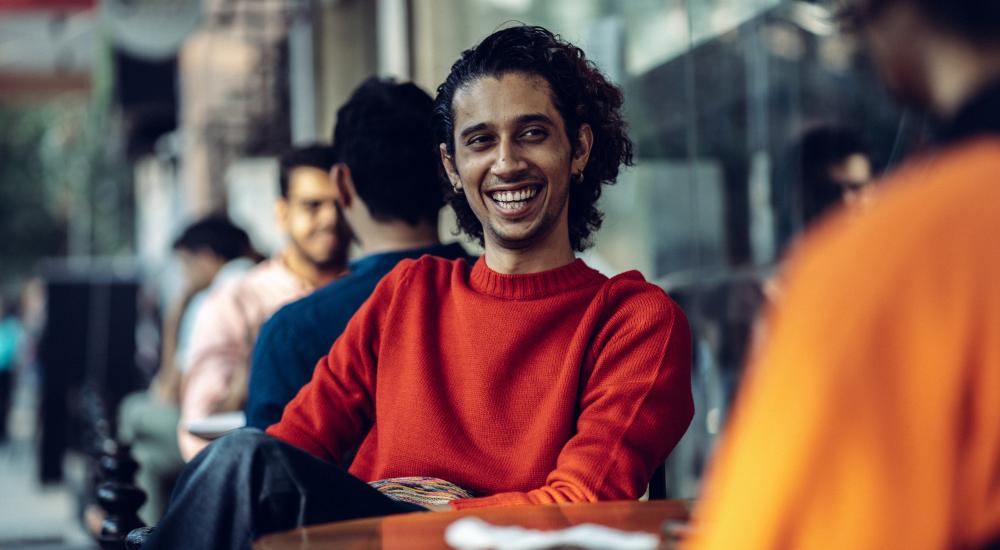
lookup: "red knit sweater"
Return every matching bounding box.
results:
[267,256,693,509]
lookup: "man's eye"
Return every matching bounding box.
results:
[466,135,494,147]
[521,128,548,140]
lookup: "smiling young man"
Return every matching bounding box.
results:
[144,26,692,550]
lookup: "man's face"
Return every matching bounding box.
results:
[842,0,930,107]
[443,72,588,252]
[177,249,223,290]
[829,152,875,210]
[279,166,350,268]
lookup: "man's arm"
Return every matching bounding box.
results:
[453,280,694,509]
[265,267,403,463]
[178,283,250,461]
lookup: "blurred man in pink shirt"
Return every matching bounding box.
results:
[179,144,350,460]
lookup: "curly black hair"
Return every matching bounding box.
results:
[432,25,634,251]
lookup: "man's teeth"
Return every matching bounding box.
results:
[491,188,538,203]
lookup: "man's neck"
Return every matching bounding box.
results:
[483,231,576,275]
[281,250,347,288]
[355,218,441,256]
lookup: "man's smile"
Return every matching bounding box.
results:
[487,184,543,216]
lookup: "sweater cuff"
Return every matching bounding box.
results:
[450,492,533,509]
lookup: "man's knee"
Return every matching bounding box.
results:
[204,427,273,457]
[180,428,276,487]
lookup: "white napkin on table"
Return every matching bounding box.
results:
[444,516,660,550]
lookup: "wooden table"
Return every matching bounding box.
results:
[255,500,691,550]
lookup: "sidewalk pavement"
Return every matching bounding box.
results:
[0,376,95,550]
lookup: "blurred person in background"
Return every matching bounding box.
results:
[0,295,22,444]
[763,125,876,303]
[245,78,470,431]
[797,124,876,223]
[686,0,1000,548]
[178,144,351,461]
[116,216,256,524]
[144,25,692,549]
[157,216,259,403]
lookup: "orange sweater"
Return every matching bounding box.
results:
[268,256,693,509]
[686,139,1000,549]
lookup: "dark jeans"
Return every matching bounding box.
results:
[143,428,424,549]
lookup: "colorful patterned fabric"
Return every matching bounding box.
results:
[369,476,474,508]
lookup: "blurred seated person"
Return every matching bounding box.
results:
[797,124,876,223]
[178,145,351,461]
[117,216,255,524]
[245,78,471,431]
[686,0,1000,548]
[145,26,693,549]
[764,125,877,303]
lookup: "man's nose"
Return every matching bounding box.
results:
[490,139,528,181]
[317,201,339,226]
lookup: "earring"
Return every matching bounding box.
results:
[452,183,463,194]
[572,172,584,184]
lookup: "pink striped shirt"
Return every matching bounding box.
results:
[179,256,316,460]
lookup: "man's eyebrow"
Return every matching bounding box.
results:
[458,113,556,140]
[459,122,490,140]
[517,113,554,126]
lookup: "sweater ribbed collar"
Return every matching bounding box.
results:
[469,256,606,300]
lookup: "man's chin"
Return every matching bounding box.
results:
[487,225,543,252]
[309,255,347,270]
[296,247,348,270]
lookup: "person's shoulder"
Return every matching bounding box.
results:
[261,291,315,334]
[392,254,472,285]
[238,257,294,289]
[200,271,245,311]
[799,138,1000,277]
[874,139,1000,228]
[601,270,684,324]
[263,267,371,331]
[778,138,1000,321]
[408,253,473,271]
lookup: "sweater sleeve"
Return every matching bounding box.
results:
[265,264,405,463]
[452,275,694,509]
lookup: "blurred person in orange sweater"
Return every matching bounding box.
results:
[685,1,1000,549]
[144,26,693,550]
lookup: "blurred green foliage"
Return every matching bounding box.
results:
[0,103,73,287]
[0,97,132,293]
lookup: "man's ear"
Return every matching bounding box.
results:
[439,143,462,190]
[571,123,594,178]
[330,163,354,208]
